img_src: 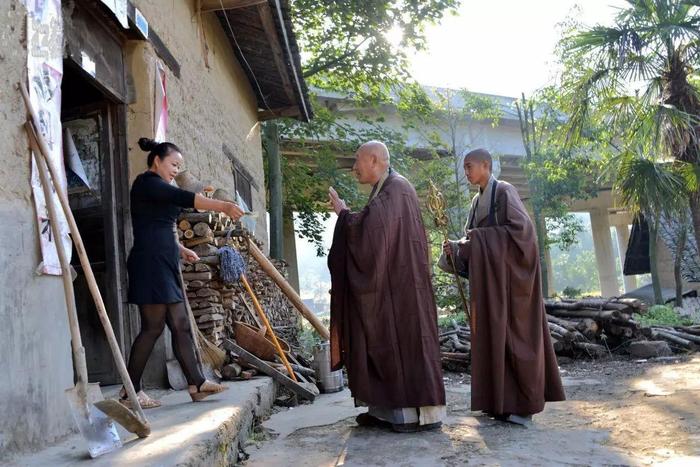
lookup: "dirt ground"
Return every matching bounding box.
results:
[243,355,700,466]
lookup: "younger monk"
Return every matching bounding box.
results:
[439,148,565,426]
[328,141,446,433]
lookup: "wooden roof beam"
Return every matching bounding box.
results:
[200,0,267,12]
[257,2,298,105]
[258,106,300,121]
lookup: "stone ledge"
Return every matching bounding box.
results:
[6,378,277,467]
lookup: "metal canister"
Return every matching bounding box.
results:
[312,341,344,393]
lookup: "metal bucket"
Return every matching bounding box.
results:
[313,341,344,393]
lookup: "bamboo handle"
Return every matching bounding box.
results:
[28,130,90,392]
[246,238,330,340]
[20,83,149,430]
[240,275,298,382]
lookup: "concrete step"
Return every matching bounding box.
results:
[5,378,276,467]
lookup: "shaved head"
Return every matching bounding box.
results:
[463,148,492,170]
[353,141,391,185]
[357,141,390,164]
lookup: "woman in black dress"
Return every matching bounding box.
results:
[121,138,243,408]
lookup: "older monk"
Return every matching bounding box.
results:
[439,148,565,426]
[327,141,446,433]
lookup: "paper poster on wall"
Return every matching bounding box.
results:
[27,0,72,276]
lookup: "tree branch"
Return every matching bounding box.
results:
[303,37,371,78]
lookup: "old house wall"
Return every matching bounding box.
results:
[0,2,75,457]
[127,0,267,244]
[1,0,271,457]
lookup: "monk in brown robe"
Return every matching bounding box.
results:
[328,141,446,433]
[439,148,565,426]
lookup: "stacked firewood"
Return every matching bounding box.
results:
[440,297,698,371]
[178,209,301,349]
[544,297,645,358]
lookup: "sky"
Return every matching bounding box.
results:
[409,0,627,98]
[295,0,629,301]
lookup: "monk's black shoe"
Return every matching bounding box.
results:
[391,421,442,433]
[355,412,391,428]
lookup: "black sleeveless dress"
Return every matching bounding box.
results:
[127,171,195,305]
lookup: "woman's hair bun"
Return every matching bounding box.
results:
[138,137,159,152]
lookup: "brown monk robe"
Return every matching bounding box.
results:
[328,141,446,433]
[439,148,565,424]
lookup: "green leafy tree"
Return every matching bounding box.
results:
[516,90,600,296]
[611,152,687,304]
[293,0,459,100]
[266,0,460,254]
[398,86,503,236]
[558,0,700,256]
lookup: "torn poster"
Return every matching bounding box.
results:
[27,0,72,276]
[64,127,91,189]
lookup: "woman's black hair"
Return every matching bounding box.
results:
[137,138,181,167]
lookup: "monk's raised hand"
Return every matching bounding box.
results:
[328,186,347,215]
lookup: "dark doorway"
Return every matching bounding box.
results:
[61,53,130,385]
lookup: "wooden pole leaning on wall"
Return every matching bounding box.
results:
[19,82,149,435]
[246,237,330,340]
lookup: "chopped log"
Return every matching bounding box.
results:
[183,229,195,239]
[547,308,621,321]
[450,334,470,352]
[179,212,213,224]
[576,318,599,340]
[184,234,215,248]
[572,342,608,358]
[198,255,220,266]
[177,228,184,239]
[548,322,570,337]
[628,341,672,358]
[577,299,630,311]
[676,325,700,336]
[193,243,218,257]
[182,272,213,281]
[194,263,212,272]
[546,315,579,331]
[616,297,646,311]
[652,328,700,345]
[551,338,565,353]
[187,280,205,289]
[193,222,213,238]
[224,339,316,401]
[652,330,694,349]
[214,228,246,237]
[178,220,192,231]
[440,351,469,359]
[196,288,221,298]
[607,323,635,338]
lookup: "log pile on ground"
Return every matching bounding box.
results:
[178,209,301,349]
[176,209,316,401]
[440,297,698,372]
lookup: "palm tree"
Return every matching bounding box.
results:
[561,0,700,253]
[613,152,687,304]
